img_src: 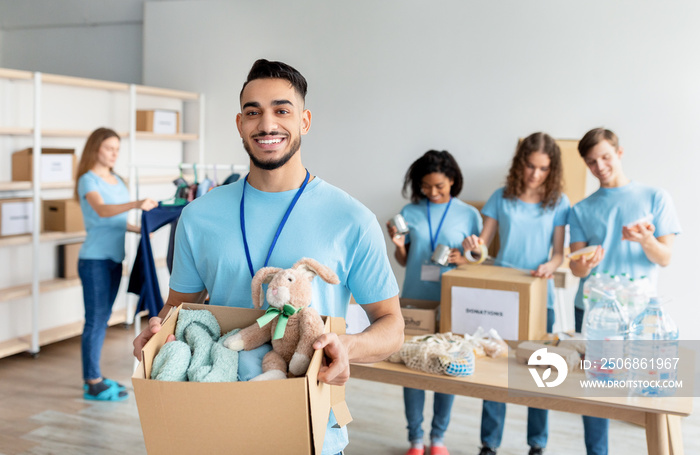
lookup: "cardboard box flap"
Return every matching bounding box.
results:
[140,304,181,379]
[306,318,332,455]
[331,400,352,428]
[327,316,353,427]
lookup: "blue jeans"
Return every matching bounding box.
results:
[481,308,554,449]
[575,307,609,455]
[404,387,455,443]
[79,258,122,381]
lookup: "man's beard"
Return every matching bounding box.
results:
[243,135,301,171]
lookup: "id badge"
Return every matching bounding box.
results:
[421,263,441,282]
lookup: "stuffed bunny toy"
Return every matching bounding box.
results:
[223,258,340,381]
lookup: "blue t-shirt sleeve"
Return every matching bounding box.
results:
[471,206,484,235]
[553,194,571,226]
[652,189,681,237]
[481,188,501,222]
[568,205,587,244]
[346,218,399,305]
[169,210,206,293]
[78,173,99,198]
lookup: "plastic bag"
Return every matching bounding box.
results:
[399,333,476,377]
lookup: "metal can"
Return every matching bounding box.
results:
[389,214,410,235]
[431,244,451,266]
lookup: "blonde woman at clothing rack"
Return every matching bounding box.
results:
[74,127,157,401]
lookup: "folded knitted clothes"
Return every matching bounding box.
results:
[150,309,239,383]
[151,340,190,381]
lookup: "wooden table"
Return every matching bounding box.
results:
[350,356,692,455]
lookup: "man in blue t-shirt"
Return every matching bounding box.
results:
[133,59,405,455]
[568,127,681,455]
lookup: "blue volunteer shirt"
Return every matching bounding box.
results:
[400,198,482,301]
[78,170,130,262]
[568,181,681,309]
[170,176,399,455]
[483,187,570,310]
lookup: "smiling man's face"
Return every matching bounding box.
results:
[236,78,311,171]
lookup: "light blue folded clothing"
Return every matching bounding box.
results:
[151,340,190,382]
[150,309,239,383]
[238,343,273,381]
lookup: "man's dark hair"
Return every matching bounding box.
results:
[578,127,619,158]
[240,59,308,102]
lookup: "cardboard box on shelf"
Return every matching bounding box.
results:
[0,198,34,237]
[132,303,351,455]
[11,148,77,183]
[401,299,440,336]
[440,264,547,341]
[136,109,180,134]
[43,199,84,232]
[57,242,82,279]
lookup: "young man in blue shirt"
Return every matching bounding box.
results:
[568,127,681,455]
[133,59,405,455]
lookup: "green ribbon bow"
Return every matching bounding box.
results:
[257,304,301,340]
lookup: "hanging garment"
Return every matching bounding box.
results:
[128,204,186,316]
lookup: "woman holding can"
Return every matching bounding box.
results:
[387,150,482,455]
[462,132,570,455]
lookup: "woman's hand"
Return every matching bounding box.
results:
[448,248,467,266]
[532,261,557,279]
[462,234,483,253]
[386,220,406,248]
[138,198,158,211]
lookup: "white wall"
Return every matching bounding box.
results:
[0,0,144,83]
[141,1,700,340]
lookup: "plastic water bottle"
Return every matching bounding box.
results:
[620,278,650,321]
[603,274,622,295]
[584,290,628,383]
[637,275,653,298]
[628,298,679,397]
[582,272,602,311]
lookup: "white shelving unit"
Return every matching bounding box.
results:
[0,67,205,358]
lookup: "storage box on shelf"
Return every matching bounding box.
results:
[57,242,82,279]
[12,148,76,183]
[136,109,180,134]
[0,198,34,237]
[42,198,84,232]
[0,67,204,358]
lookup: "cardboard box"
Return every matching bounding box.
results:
[43,199,84,232]
[0,198,34,237]
[440,264,547,341]
[401,299,440,336]
[136,109,180,134]
[57,242,82,279]
[12,148,77,182]
[133,303,351,455]
[556,139,589,205]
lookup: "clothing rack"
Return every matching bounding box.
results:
[130,162,249,199]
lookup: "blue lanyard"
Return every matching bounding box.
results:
[240,169,310,278]
[427,197,452,251]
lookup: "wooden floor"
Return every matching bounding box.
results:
[0,324,697,455]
